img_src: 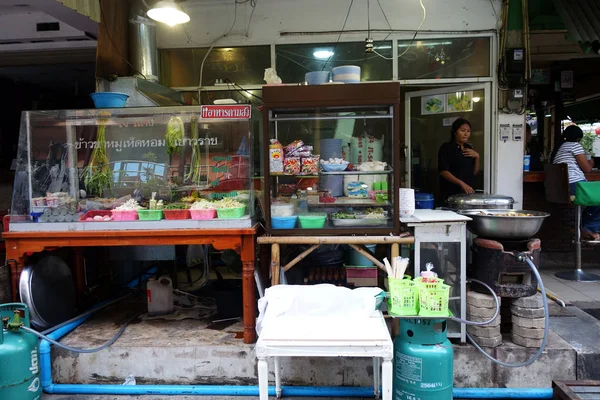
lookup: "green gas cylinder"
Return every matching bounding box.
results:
[393,318,453,400]
[0,303,42,400]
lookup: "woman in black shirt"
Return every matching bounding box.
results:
[438,118,480,201]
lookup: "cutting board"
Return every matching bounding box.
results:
[400,209,471,223]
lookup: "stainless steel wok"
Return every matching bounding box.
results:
[458,209,550,240]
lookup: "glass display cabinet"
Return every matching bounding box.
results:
[10,105,255,231]
[262,83,403,235]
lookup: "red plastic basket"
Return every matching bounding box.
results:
[163,209,190,220]
[79,210,113,222]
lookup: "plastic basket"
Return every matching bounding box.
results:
[79,210,113,222]
[163,209,190,220]
[217,206,246,219]
[417,282,450,317]
[388,275,419,316]
[298,214,327,229]
[111,210,138,221]
[137,210,163,221]
[272,215,297,229]
[190,209,216,220]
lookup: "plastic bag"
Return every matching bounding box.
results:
[264,68,282,84]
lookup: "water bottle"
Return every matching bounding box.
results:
[298,190,308,214]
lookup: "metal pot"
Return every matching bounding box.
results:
[458,209,550,240]
[446,193,514,210]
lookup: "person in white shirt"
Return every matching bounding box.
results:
[552,125,600,241]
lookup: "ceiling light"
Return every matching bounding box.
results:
[147,0,190,27]
[472,96,481,103]
[313,50,334,59]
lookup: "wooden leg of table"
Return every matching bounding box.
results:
[241,234,257,344]
[391,243,399,260]
[257,358,269,400]
[271,243,280,286]
[381,357,393,400]
[72,247,86,305]
[5,244,25,302]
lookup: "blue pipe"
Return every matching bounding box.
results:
[39,302,553,399]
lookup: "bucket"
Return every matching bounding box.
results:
[320,139,342,160]
[346,244,377,266]
[319,175,344,197]
[415,192,434,209]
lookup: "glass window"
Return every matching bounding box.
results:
[160,46,271,87]
[398,37,491,80]
[276,41,393,84]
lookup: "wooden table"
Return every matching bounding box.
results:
[3,227,259,344]
[524,171,600,183]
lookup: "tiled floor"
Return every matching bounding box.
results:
[540,268,600,304]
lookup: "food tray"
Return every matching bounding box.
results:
[79,210,113,222]
[163,209,190,220]
[190,209,216,220]
[331,217,389,227]
[217,206,246,219]
[137,210,164,221]
[111,210,138,221]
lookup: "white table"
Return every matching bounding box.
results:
[256,311,393,400]
[401,209,472,342]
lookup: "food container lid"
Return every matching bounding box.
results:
[447,193,514,207]
[415,192,434,201]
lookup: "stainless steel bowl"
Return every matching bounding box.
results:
[447,193,515,210]
[458,209,550,240]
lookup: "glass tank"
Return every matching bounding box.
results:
[10,105,255,231]
[262,83,403,235]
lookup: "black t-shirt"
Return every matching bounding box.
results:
[438,141,476,200]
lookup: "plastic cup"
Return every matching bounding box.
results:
[523,155,531,172]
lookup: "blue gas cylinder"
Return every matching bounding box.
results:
[393,318,453,400]
[0,303,42,400]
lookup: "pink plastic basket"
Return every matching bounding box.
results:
[111,210,138,221]
[190,209,216,220]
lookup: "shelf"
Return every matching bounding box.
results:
[270,174,319,178]
[320,170,392,176]
[307,197,387,206]
[269,114,393,122]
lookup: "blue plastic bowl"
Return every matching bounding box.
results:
[90,92,129,108]
[321,162,349,172]
[272,215,297,229]
[305,71,330,85]
[332,65,361,83]
[415,192,435,210]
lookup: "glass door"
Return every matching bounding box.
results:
[405,83,491,204]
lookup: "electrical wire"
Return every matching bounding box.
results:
[225,78,264,102]
[22,312,143,354]
[98,1,147,79]
[372,0,427,61]
[321,0,354,71]
[245,0,258,36]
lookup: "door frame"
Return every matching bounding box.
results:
[404,82,492,193]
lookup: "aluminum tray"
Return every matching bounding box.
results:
[331,217,389,227]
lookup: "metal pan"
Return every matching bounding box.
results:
[457,209,550,240]
[331,217,389,227]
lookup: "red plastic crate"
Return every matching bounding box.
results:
[79,210,113,222]
[346,266,378,287]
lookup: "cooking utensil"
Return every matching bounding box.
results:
[458,209,550,240]
[447,193,514,210]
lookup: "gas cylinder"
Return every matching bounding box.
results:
[393,318,453,400]
[0,303,42,400]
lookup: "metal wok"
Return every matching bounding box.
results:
[458,209,550,240]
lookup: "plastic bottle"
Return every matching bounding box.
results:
[147,276,174,316]
[298,190,308,214]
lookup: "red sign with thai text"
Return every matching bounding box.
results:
[201,105,252,119]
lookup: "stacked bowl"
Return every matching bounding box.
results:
[399,188,416,218]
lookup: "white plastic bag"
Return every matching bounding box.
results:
[264,68,282,84]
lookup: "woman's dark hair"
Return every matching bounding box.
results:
[450,118,472,141]
[551,125,584,162]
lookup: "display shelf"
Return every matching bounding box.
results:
[307,197,386,206]
[319,170,393,176]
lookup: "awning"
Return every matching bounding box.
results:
[553,0,600,52]
[562,96,600,123]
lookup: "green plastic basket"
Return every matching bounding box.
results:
[298,214,327,229]
[388,275,419,316]
[217,206,246,219]
[417,282,450,317]
[137,210,163,221]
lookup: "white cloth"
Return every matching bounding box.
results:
[554,142,586,183]
[256,284,384,336]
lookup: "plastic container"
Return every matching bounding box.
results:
[111,210,139,221]
[388,275,419,316]
[90,92,129,108]
[346,266,378,287]
[137,210,164,221]
[217,206,246,219]
[272,215,298,229]
[347,244,377,266]
[271,203,295,217]
[298,214,327,229]
[321,162,349,172]
[332,65,361,83]
[415,192,435,210]
[147,276,174,316]
[305,71,330,85]
[415,278,450,317]
[79,210,113,222]
[190,209,217,220]
[163,209,190,220]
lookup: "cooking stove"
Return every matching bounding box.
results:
[469,238,540,298]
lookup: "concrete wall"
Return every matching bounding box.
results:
[158,0,501,48]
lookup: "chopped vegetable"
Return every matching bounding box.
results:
[213,198,244,209]
[362,207,386,219]
[190,199,216,210]
[331,211,356,219]
[113,199,143,211]
[165,116,185,156]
